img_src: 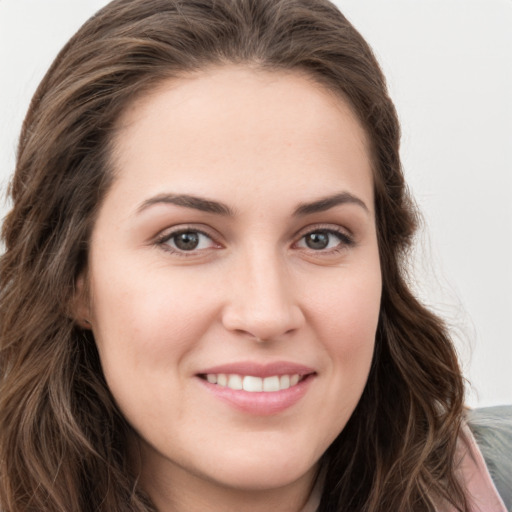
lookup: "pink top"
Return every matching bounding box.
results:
[300,424,507,512]
[439,424,507,512]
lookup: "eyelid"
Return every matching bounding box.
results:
[154,225,222,255]
[292,224,355,250]
[152,222,355,257]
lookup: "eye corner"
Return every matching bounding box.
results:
[293,225,356,254]
[154,226,223,257]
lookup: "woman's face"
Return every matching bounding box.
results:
[78,66,381,505]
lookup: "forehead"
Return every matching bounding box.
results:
[109,65,374,210]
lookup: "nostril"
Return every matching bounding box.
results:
[221,287,306,341]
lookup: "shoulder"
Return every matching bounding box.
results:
[466,405,512,511]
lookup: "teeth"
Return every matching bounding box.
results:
[243,375,263,392]
[204,373,303,392]
[263,376,280,392]
[228,374,243,390]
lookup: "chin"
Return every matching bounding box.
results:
[200,449,319,492]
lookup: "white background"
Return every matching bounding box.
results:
[1,0,511,407]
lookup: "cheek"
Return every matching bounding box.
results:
[88,272,218,425]
[290,266,381,451]
[88,262,223,385]
[309,264,381,399]
[313,265,381,348]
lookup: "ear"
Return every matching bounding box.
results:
[71,272,93,330]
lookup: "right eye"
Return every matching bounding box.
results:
[158,229,217,253]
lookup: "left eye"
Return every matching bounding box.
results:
[163,230,215,252]
[297,230,348,251]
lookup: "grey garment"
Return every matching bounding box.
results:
[467,406,512,511]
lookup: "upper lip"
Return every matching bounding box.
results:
[197,361,316,378]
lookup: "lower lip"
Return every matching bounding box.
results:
[197,375,314,415]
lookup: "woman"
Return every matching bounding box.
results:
[0,0,508,511]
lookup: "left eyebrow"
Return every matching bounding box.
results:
[293,192,370,216]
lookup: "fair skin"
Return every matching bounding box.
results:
[76,66,382,512]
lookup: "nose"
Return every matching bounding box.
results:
[221,248,305,342]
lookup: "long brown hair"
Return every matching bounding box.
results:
[0,0,467,510]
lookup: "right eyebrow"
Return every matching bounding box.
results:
[136,193,235,216]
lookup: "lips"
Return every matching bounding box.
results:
[196,362,316,415]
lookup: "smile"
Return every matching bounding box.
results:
[197,362,316,415]
[202,373,303,392]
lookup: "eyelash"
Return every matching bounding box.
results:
[294,226,355,254]
[155,225,355,257]
[155,227,219,256]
